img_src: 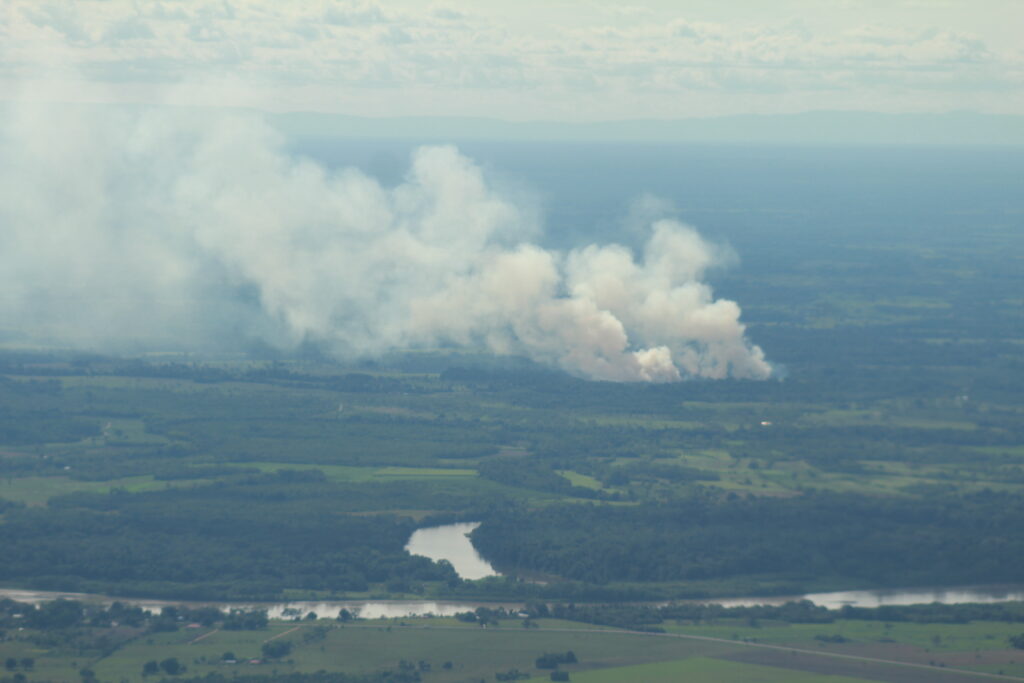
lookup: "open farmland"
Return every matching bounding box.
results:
[5,604,1024,683]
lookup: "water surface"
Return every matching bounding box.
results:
[404,522,500,581]
[4,583,1024,620]
[0,589,516,620]
[714,584,1024,610]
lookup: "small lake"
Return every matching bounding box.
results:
[404,522,500,581]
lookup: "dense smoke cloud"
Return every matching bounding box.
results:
[0,102,771,381]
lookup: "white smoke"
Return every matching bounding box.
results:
[0,102,771,381]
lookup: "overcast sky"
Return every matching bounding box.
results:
[2,0,1021,120]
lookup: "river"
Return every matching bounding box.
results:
[4,581,1019,618]
[5,583,1024,621]
[4,522,1024,618]
[707,584,1024,610]
[0,588,519,620]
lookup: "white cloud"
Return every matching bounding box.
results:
[20,2,92,45]
[103,17,156,44]
[1,0,1020,118]
[323,1,389,27]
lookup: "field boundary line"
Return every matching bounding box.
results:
[189,628,219,644]
[340,622,1024,681]
[263,625,302,643]
[645,628,1024,682]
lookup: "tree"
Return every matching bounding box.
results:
[142,660,159,676]
[30,599,84,629]
[261,640,293,659]
[4,658,17,671]
[535,654,559,669]
[536,652,578,671]
[1010,633,1024,649]
[19,658,34,671]
[224,608,268,631]
[159,657,184,675]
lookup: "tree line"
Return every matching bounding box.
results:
[471,489,1024,587]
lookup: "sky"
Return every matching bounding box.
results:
[2,0,1022,121]
[0,1,1018,374]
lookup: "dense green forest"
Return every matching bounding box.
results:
[1,334,1022,601]
[471,491,1024,586]
[0,471,458,599]
[0,200,1022,603]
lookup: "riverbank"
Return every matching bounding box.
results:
[5,582,1024,620]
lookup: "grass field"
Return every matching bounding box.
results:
[548,656,875,683]
[6,616,1022,683]
[240,461,478,482]
[666,618,1024,652]
[557,470,605,490]
[0,474,187,505]
[34,620,738,682]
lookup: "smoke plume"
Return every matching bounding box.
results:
[0,103,771,381]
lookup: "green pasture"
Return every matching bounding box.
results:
[0,474,183,505]
[793,405,977,432]
[0,638,81,682]
[237,461,477,482]
[970,445,1024,460]
[28,375,199,391]
[557,470,605,490]
[99,418,169,445]
[11,616,1022,683]
[547,655,875,683]
[697,454,1024,499]
[73,620,739,682]
[585,415,707,430]
[664,619,1024,654]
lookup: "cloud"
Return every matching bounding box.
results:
[1,0,1018,118]
[0,101,771,381]
[324,1,389,27]
[431,8,465,21]
[19,2,92,45]
[103,17,156,44]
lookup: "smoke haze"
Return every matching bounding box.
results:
[0,102,771,382]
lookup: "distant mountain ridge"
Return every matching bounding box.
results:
[270,110,1024,146]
